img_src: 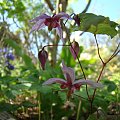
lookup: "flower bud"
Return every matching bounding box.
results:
[70,41,80,60]
[38,49,48,70]
[73,14,80,26]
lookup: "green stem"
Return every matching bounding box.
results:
[50,105,53,120]
[76,100,82,120]
[38,92,41,120]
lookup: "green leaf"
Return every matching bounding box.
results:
[103,81,117,92]
[5,39,23,56]
[94,95,108,111]
[0,101,19,112]
[87,114,97,120]
[21,53,34,69]
[29,84,52,94]
[4,90,16,99]
[79,13,106,29]
[75,13,118,37]
[58,92,66,102]
[95,23,117,37]
[107,82,117,92]
[20,101,36,108]
[10,84,28,90]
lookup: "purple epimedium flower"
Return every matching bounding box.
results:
[6,63,15,70]
[6,53,14,60]
[43,61,103,98]
[30,12,71,42]
[5,61,15,70]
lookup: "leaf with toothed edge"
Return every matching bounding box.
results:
[73,13,119,38]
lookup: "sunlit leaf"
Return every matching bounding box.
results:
[103,81,117,92]
[74,13,118,37]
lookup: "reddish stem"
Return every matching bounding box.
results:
[43,44,70,49]
[90,63,106,111]
[63,19,90,100]
[42,43,90,100]
[70,43,90,100]
[90,36,119,113]
[94,35,104,64]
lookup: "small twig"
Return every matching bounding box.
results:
[70,43,90,100]
[37,92,41,120]
[76,100,82,120]
[94,34,104,64]
[107,50,120,63]
[90,36,120,112]
[81,0,92,13]
[64,13,75,25]
[34,32,39,52]
[13,17,23,30]
[0,29,6,42]
[91,64,105,98]
[42,44,70,50]
[106,42,120,63]
[90,61,106,112]
[45,0,54,12]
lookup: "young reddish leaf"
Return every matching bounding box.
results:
[70,41,80,60]
[38,49,48,70]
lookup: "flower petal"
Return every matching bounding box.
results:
[54,12,70,20]
[61,61,75,83]
[30,19,45,33]
[30,14,50,22]
[56,26,64,42]
[42,78,66,85]
[73,79,103,88]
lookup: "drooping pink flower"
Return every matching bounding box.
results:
[70,41,80,60]
[43,61,103,98]
[30,12,70,41]
[38,49,48,70]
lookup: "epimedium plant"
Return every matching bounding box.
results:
[0,1,119,119]
[29,11,120,120]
